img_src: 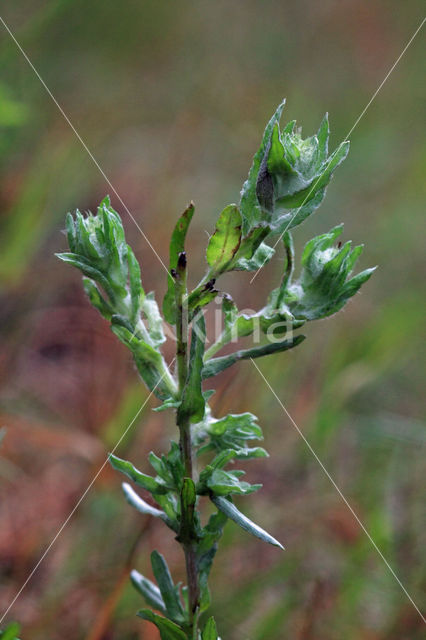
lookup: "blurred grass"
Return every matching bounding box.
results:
[0,1,425,638]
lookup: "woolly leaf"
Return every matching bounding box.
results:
[122,483,177,531]
[110,323,175,399]
[131,570,166,614]
[240,99,286,233]
[202,335,305,379]
[151,551,186,625]
[199,468,262,496]
[109,454,167,495]
[212,496,284,549]
[142,292,166,347]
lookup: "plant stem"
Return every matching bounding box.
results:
[174,253,200,636]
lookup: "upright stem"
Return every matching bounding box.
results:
[174,253,200,636]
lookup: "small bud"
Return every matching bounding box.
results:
[170,268,178,279]
[204,278,216,292]
[177,251,187,270]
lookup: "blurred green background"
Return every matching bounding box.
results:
[0,2,425,639]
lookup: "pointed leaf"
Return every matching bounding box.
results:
[127,245,144,321]
[240,100,286,233]
[202,617,218,640]
[82,277,113,320]
[212,496,284,549]
[0,622,21,640]
[131,570,166,613]
[151,551,186,625]
[109,454,167,494]
[110,323,175,400]
[163,203,195,323]
[229,223,273,272]
[56,252,115,298]
[178,313,206,423]
[122,483,177,531]
[142,292,166,346]
[202,335,305,379]
[207,205,242,274]
[204,469,261,496]
[137,609,187,640]
[316,113,329,164]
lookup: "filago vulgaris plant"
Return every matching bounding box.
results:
[56,101,374,639]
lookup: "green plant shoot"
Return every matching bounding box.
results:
[57,100,374,639]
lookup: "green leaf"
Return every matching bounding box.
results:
[188,287,219,317]
[341,267,376,298]
[237,106,350,236]
[285,225,375,321]
[151,551,186,625]
[127,244,144,322]
[202,334,306,379]
[163,202,195,324]
[240,100,286,233]
[109,454,167,494]
[207,204,242,274]
[56,252,115,298]
[203,468,261,496]
[82,277,113,320]
[110,323,175,400]
[212,496,284,549]
[233,239,275,271]
[142,292,166,347]
[181,477,196,510]
[196,510,227,613]
[122,482,178,531]
[153,398,182,412]
[131,570,166,614]
[0,622,20,640]
[208,413,263,441]
[202,617,218,640]
[196,413,268,460]
[228,223,274,272]
[137,609,187,640]
[178,477,198,544]
[178,313,206,423]
[316,113,329,164]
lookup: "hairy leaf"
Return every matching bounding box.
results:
[110,323,176,400]
[109,454,167,494]
[284,225,376,320]
[131,570,166,614]
[240,100,286,233]
[202,334,306,379]
[151,551,186,625]
[122,483,177,531]
[142,292,166,347]
[199,467,261,497]
[212,496,284,549]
